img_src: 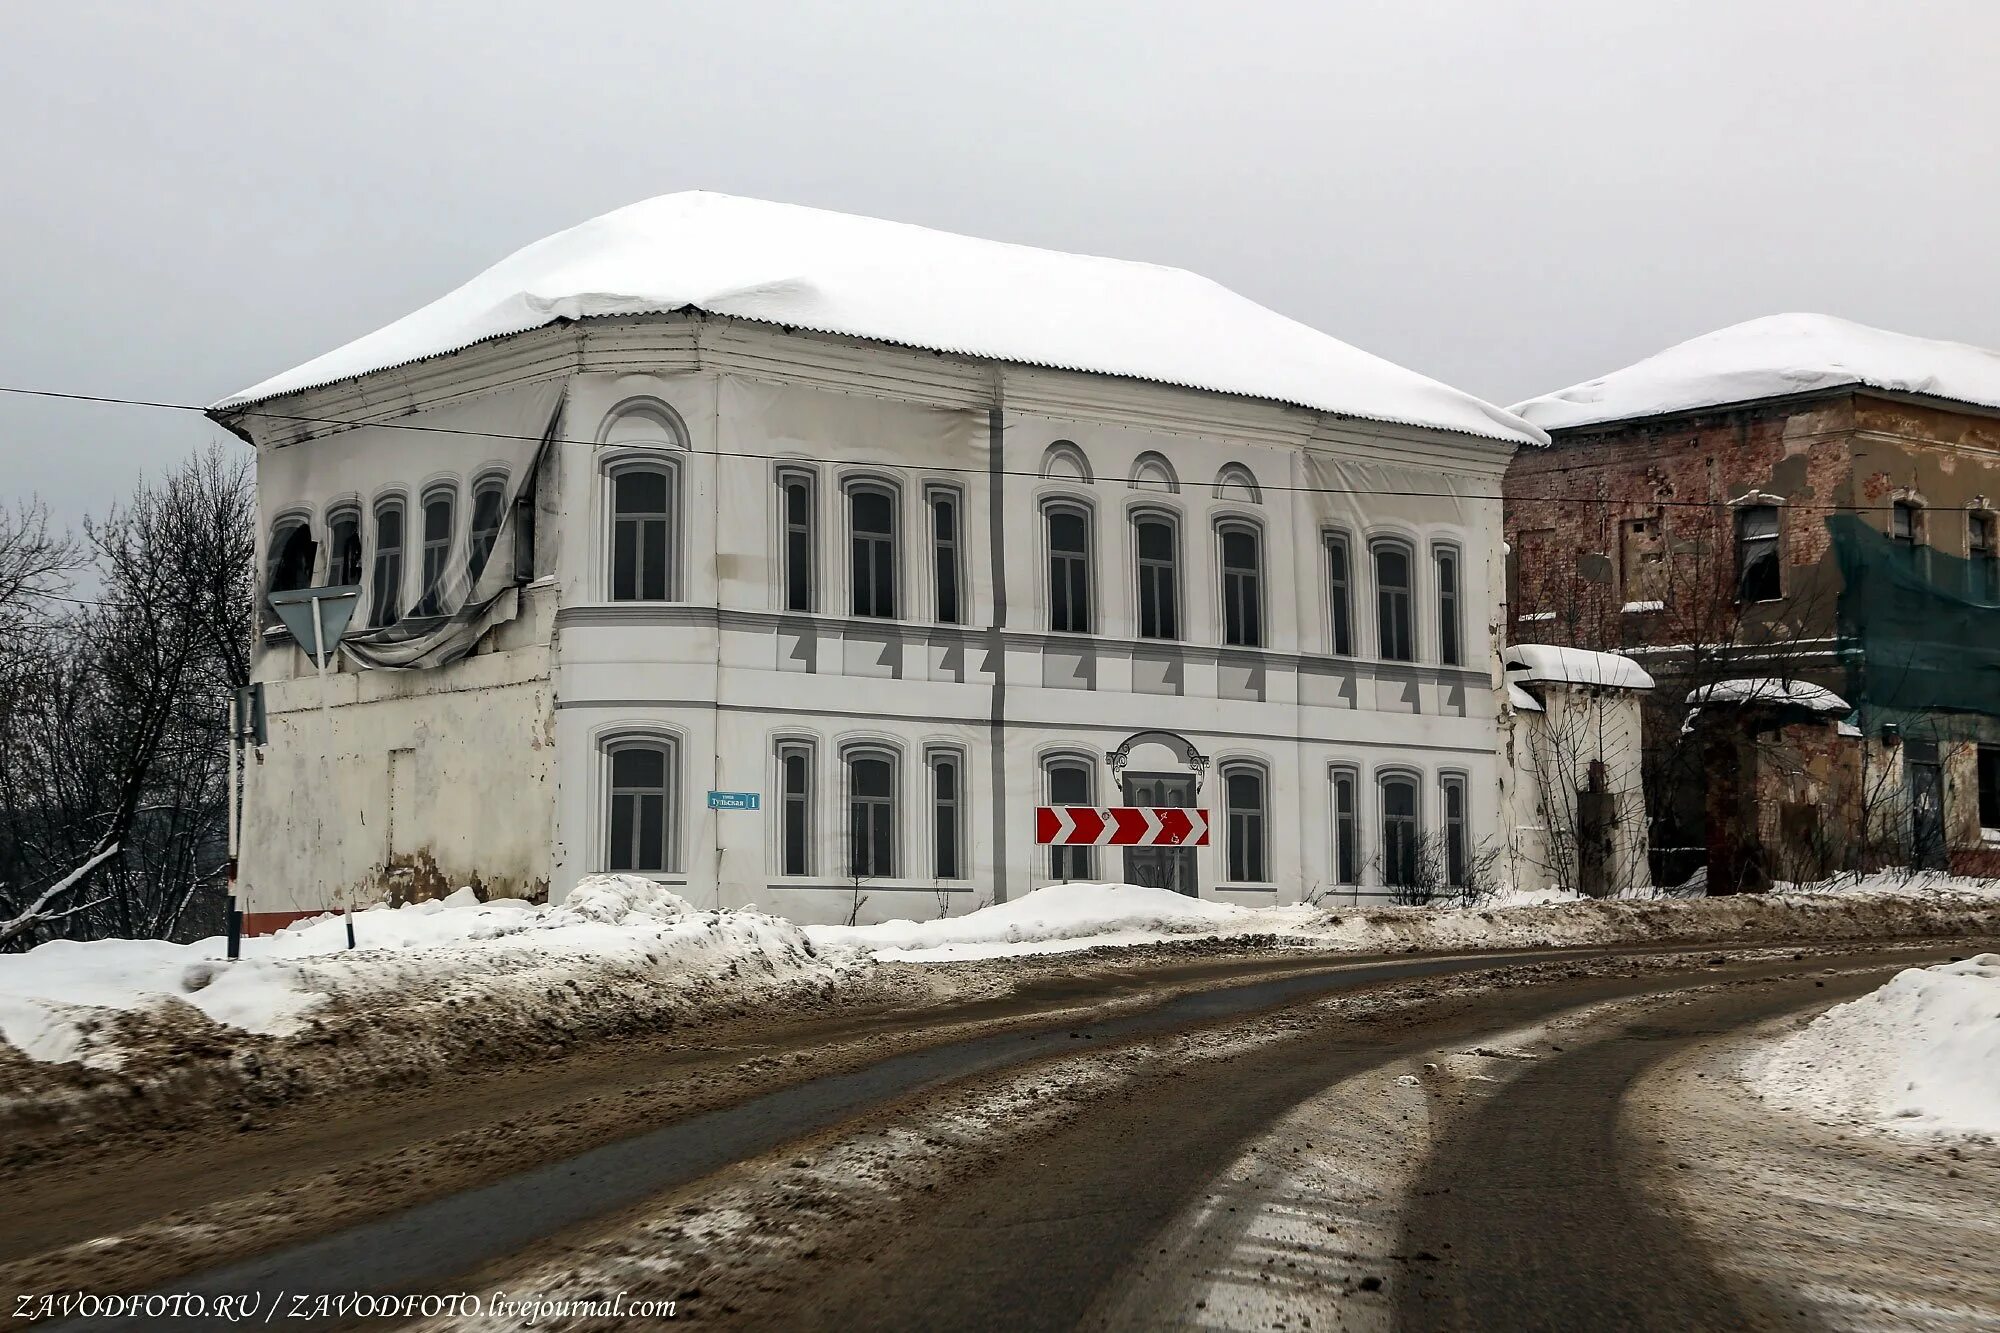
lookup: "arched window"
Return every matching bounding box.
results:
[776,739,814,876]
[1380,773,1419,887]
[1129,451,1179,493]
[1041,440,1093,483]
[610,464,675,602]
[1440,773,1469,888]
[1433,545,1462,666]
[1045,754,1094,880]
[1331,766,1359,886]
[1373,540,1415,662]
[929,486,963,624]
[1046,502,1092,634]
[414,485,456,617]
[777,469,815,613]
[849,484,898,619]
[268,516,317,596]
[1223,763,1268,883]
[1325,530,1353,656]
[370,496,406,628]
[606,737,678,873]
[928,745,965,880]
[1218,522,1263,648]
[1213,463,1262,504]
[466,474,507,585]
[327,506,363,587]
[1134,511,1180,640]
[846,746,898,877]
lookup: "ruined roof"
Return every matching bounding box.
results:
[1504,645,1655,692]
[1685,678,1851,713]
[1512,313,2000,431]
[211,192,1544,446]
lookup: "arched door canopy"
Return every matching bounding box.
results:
[1105,729,1210,795]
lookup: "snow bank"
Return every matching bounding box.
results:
[808,883,1256,961]
[1513,313,2000,431]
[1745,954,2000,1140]
[212,192,1543,447]
[0,877,839,1067]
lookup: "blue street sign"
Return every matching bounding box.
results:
[707,790,762,811]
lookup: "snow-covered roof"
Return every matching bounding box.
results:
[1504,644,1654,691]
[1684,679,1851,713]
[212,192,1545,445]
[1512,313,2000,431]
[1505,682,1546,712]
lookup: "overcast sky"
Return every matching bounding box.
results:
[4,0,1996,527]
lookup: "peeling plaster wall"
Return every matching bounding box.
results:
[1498,685,1651,895]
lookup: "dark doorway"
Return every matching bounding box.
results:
[1123,771,1197,895]
[1908,753,1948,871]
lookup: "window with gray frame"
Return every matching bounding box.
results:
[1135,513,1179,640]
[1223,764,1267,882]
[779,471,815,613]
[1219,523,1263,648]
[1380,774,1419,887]
[850,486,897,619]
[607,739,676,873]
[929,747,964,879]
[1434,546,1461,666]
[1325,530,1353,655]
[1441,773,1468,888]
[466,476,507,584]
[1332,767,1359,885]
[611,465,674,601]
[777,741,813,876]
[1046,757,1093,880]
[930,488,962,624]
[1373,541,1414,662]
[414,487,455,616]
[847,748,897,878]
[371,497,405,627]
[1047,503,1092,633]
[328,508,363,587]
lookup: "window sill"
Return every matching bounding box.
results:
[1213,882,1277,893]
[767,880,978,893]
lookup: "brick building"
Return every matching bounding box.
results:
[1504,314,2000,887]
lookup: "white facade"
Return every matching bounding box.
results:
[226,315,1519,926]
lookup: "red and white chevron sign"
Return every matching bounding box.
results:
[1034,806,1211,847]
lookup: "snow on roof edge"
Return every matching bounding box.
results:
[1505,644,1655,691]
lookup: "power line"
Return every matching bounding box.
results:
[0,380,1941,516]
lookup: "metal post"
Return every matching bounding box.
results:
[226,693,241,961]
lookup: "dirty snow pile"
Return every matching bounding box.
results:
[808,883,1259,961]
[1744,954,2000,1140]
[0,877,841,1067]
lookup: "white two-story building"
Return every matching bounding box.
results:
[212,192,1544,929]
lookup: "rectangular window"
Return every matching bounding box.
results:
[1442,775,1468,888]
[1047,506,1091,634]
[931,489,962,624]
[1375,544,1414,662]
[1980,746,2000,832]
[1619,517,1664,605]
[850,488,897,619]
[1225,767,1266,882]
[847,750,896,878]
[1047,760,1093,880]
[1326,532,1352,656]
[930,749,963,879]
[780,474,814,613]
[1136,516,1179,640]
[1971,513,1997,603]
[778,742,813,876]
[1891,501,1919,544]
[371,501,404,628]
[1435,548,1461,667]
[612,467,673,602]
[607,742,674,873]
[1220,526,1262,648]
[1333,769,1358,885]
[1381,776,1418,887]
[1734,505,1781,603]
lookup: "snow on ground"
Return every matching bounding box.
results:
[214,192,1543,447]
[806,883,1256,961]
[1744,953,2000,1140]
[0,877,843,1067]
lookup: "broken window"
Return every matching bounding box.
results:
[1380,774,1419,887]
[611,465,674,602]
[778,471,815,614]
[606,738,676,873]
[1223,764,1268,883]
[268,516,317,597]
[930,487,962,625]
[846,747,897,878]
[1374,541,1415,661]
[777,740,814,876]
[1046,503,1092,634]
[1980,746,2000,832]
[328,507,363,587]
[414,486,455,617]
[1734,504,1781,603]
[1891,500,1922,544]
[1619,516,1665,605]
[1046,756,1094,880]
[1135,513,1180,640]
[1434,546,1462,666]
[466,475,506,585]
[849,485,897,619]
[1219,522,1263,648]
[1325,530,1353,655]
[371,497,405,627]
